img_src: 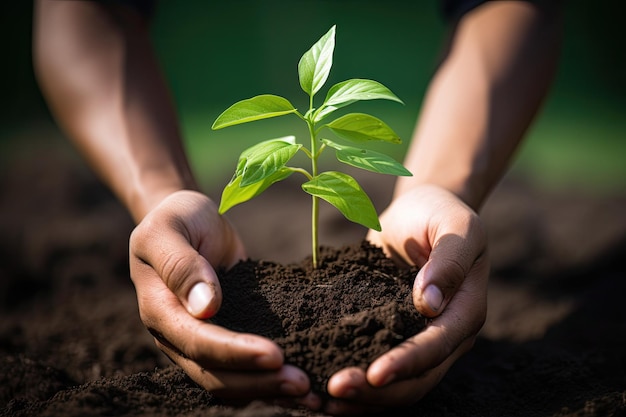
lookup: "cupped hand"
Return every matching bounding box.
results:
[129,190,319,407]
[325,184,489,414]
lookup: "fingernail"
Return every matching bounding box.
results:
[424,285,443,312]
[187,282,212,317]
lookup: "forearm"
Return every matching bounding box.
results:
[397,1,561,211]
[33,0,197,222]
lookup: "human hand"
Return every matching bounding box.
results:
[325,184,489,414]
[129,190,319,407]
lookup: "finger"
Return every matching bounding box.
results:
[324,368,388,414]
[152,320,283,371]
[325,369,416,414]
[366,248,488,387]
[414,219,488,317]
[160,338,313,400]
[325,348,462,414]
[365,317,477,387]
[130,218,223,319]
[134,260,284,371]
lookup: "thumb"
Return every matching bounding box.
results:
[413,234,485,318]
[181,259,223,320]
[130,224,224,320]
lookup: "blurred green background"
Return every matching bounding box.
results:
[1,0,625,194]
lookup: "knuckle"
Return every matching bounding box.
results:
[128,225,146,259]
[129,216,158,255]
[160,251,197,295]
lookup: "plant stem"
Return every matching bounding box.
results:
[311,188,319,268]
[289,167,314,181]
[307,117,319,268]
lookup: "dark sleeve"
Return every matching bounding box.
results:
[439,0,489,22]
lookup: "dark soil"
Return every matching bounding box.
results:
[214,242,426,393]
[1,134,626,416]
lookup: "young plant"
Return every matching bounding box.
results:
[212,25,411,268]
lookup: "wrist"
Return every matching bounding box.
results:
[126,170,199,223]
[395,167,487,212]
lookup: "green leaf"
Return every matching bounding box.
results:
[302,171,381,231]
[322,139,412,176]
[236,136,301,186]
[298,25,336,97]
[326,113,401,144]
[324,79,403,108]
[219,168,293,213]
[212,95,297,129]
[315,80,403,122]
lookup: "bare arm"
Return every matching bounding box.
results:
[33,0,196,222]
[398,1,562,210]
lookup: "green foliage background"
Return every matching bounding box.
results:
[1,0,625,194]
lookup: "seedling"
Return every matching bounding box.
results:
[212,25,411,268]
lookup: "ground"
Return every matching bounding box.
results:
[1,135,625,416]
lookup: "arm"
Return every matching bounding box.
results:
[327,2,561,413]
[33,0,316,405]
[33,0,195,222]
[398,0,561,211]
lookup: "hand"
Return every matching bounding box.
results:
[129,190,319,407]
[324,184,489,414]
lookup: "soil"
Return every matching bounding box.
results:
[214,242,426,394]
[1,134,626,416]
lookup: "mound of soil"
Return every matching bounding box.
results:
[214,242,426,393]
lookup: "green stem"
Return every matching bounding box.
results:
[312,190,319,268]
[307,117,319,268]
[288,166,313,181]
[315,142,327,159]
